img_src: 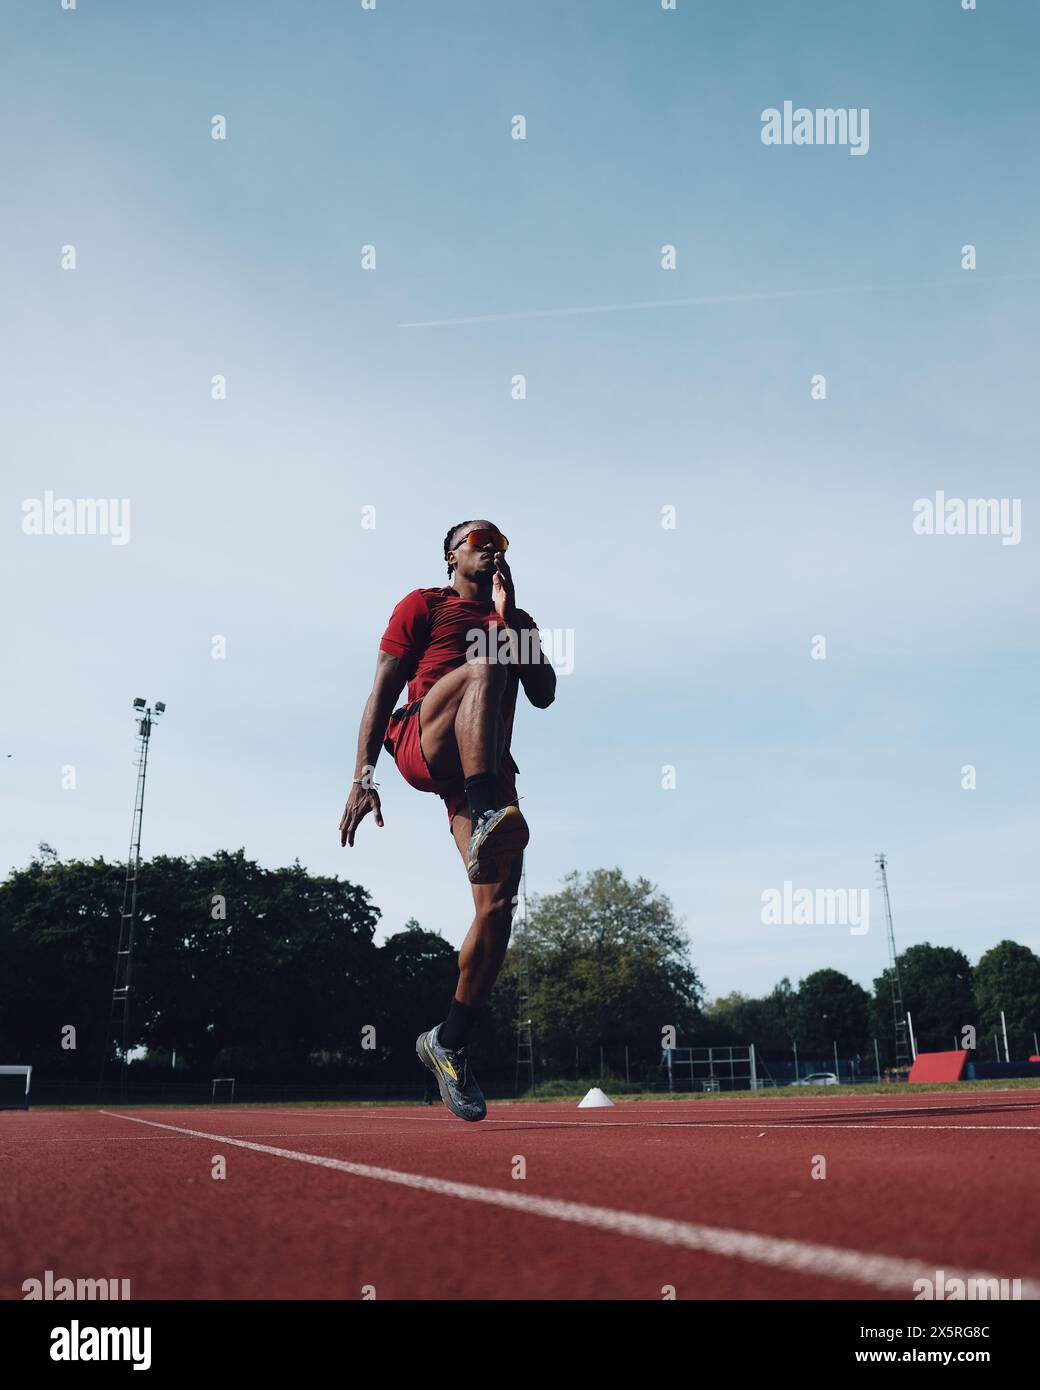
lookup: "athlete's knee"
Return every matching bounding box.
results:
[477,891,515,931]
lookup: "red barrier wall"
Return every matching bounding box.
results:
[908,1050,968,1083]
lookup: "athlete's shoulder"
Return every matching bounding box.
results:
[390,587,441,612]
[380,589,435,655]
[416,585,459,608]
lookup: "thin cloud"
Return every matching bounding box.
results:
[399,273,1040,329]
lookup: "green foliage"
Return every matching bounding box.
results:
[703,978,794,1051]
[788,969,870,1054]
[0,849,383,1082]
[0,848,124,1072]
[6,843,1036,1096]
[492,868,703,1073]
[974,941,1040,1053]
[871,943,975,1054]
[372,920,459,1077]
[528,1077,647,1098]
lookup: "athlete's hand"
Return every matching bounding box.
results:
[339,783,384,847]
[493,552,516,623]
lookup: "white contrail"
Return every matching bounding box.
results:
[399,272,1040,328]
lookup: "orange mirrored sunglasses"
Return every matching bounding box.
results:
[455,528,508,553]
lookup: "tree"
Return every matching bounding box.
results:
[789,969,870,1055]
[372,920,459,1081]
[0,849,124,1078]
[139,850,383,1078]
[0,848,384,1083]
[492,868,702,1074]
[974,941,1040,1057]
[702,978,794,1053]
[870,944,974,1055]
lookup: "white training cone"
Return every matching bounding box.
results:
[577,1087,615,1108]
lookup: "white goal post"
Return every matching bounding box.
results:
[0,1065,32,1109]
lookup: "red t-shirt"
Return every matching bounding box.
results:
[379,586,537,773]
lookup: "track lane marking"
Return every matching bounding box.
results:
[0,1128,433,1143]
[66,1110,1040,1134]
[131,1113,1034,1132]
[98,1111,1040,1298]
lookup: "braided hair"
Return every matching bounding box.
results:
[443,520,481,578]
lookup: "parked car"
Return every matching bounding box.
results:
[793,1071,839,1086]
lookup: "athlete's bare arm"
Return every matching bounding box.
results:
[494,553,556,710]
[339,650,408,847]
[515,625,555,708]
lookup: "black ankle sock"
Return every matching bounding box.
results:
[439,998,481,1051]
[464,772,499,824]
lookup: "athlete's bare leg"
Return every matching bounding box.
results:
[417,659,526,882]
[416,658,507,782]
[449,809,523,1006]
[413,806,523,1122]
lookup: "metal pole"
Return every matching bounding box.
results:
[793,1039,799,1083]
[120,714,151,1101]
[906,1011,917,1061]
[833,1040,839,1080]
[873,1038,881,1083]
[749,1043,758,1092]
[876,853,909,1068]
[1033,1031,1038,1056]
[98,702,164,1103]
[1000,1011,1010,1063]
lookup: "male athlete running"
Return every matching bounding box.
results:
[339,521,556,1122]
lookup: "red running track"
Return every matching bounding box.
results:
[2,1089,1038,1300]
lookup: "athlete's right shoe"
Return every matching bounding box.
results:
[416,1024,487,1122]
[466,805,529,883]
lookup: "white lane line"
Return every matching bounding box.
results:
[75,1091,1036,1120]
[89,1111,1037,1133]
[544,1119,1040,1132]
[179,1112,1034,1133]
[0,1129,425,1144]
[99,1111,1038,1298]
[584,1100,1040,1110]
[307,1099,1040,1118]
[613,1106,1040,1115]
[371,1117,1038,1131]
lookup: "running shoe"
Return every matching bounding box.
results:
[466,805,529,883]
[416,1023,487,1122]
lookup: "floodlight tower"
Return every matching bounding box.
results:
[875,853,910,1072]
[99,699,166,1102]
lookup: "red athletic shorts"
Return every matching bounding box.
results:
[383,698,519,830]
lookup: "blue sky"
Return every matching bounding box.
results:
[2,0,1037,1004]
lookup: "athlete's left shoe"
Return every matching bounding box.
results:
[416,1024,487,1122]
[466,805,529,883]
